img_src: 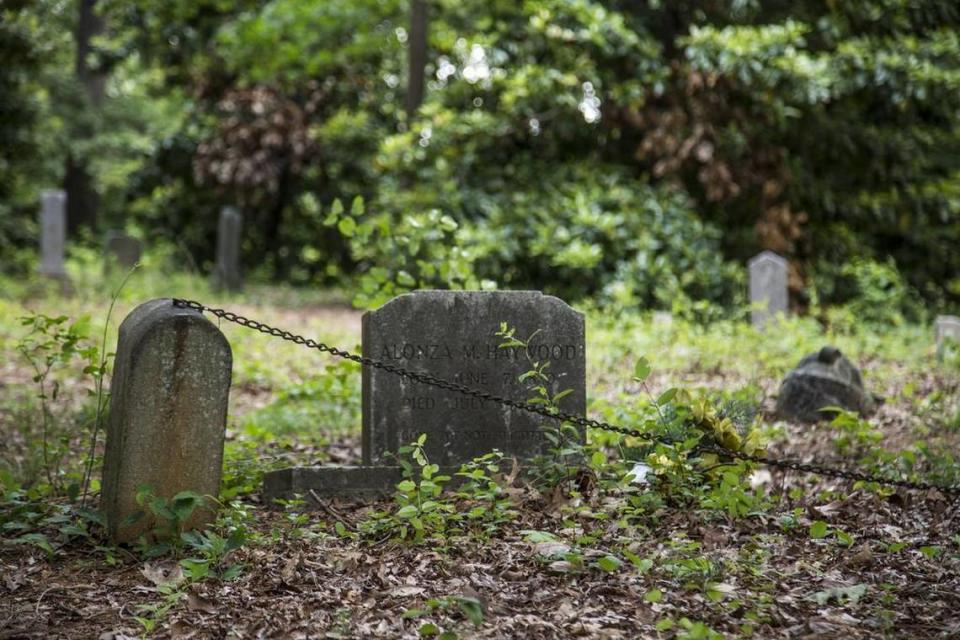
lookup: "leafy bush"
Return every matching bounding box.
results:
[324,166,743,314]
[813,257,925,329]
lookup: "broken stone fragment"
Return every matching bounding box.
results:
[776,346,875,423]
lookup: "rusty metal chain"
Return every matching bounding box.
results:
[173,299,960,497]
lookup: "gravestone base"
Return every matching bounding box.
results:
[264,466,404,503]
[264,464,489,504]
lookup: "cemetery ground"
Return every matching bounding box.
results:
[1,272,959,639]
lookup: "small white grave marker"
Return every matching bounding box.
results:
[749,251,788,329]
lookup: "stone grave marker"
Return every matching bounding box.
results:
[104,231,143,269]
[213,206,243,291]
[749,251,788,329]
[39,190,67,278]
[936,315,960,352]
[776,346,874,422]
[363,290,586,466]
[264,290,586,502]
[101,299,232,543]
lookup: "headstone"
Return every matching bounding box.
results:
[776,346,874,423]
[264,290,586,503]
[363,291,586,467]
[935,315,960,351]
[104,231,143,269]
[101,299,233,543]
[38,190,67,278]
[213,206,242,291]
[749,251,788,329]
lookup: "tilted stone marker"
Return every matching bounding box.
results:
[38,190,67,278]
[749,251,788,329]
[265,290,586,502]
[776,346,875,423]
[104,231,143,269]
[213,206,243,291]
[101,299,232,543]
[935,315,960,352]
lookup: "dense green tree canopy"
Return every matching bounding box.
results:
[2,0,959,314]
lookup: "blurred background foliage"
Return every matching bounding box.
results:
[1,0,959,318]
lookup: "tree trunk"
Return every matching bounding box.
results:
[405,0,428,120]
[65,0,105,235]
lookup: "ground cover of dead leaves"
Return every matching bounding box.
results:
[2,305,959,639]
[3,396,959,639]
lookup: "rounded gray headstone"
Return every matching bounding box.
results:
[101,299,232,543]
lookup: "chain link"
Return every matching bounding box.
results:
[173,298,960,497]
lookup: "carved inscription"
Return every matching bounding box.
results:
[380,342,583,361]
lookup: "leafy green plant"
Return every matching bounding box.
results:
[133,486,209,556]
[131,502,252,633]
[134,581,186,635]
[0,488,105,558]
[16,312,99,490]
[452,451,517,540]
[361,435,454,544]
[495,322,580,487]
[10,266,132,504]
[179,528,246,581]
[939,336,960,369]
[323,196,492,309]
[360,439,518,545]
[828,410,883,457]
[403,594,485,639]
[608,357,768,520]
[817,258,924,330]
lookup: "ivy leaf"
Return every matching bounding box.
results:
[634,357,651,382]
[350,195,365,216]
[338,217,357,237]
[396,505,419,519]
[396,270,416,287]
[597,555,621,572]
[656,388,678,405]
[15,533,55,557]
[809,520,829,539]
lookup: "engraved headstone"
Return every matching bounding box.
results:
[101,299,232,543]
[105,231,143,269]
[213,206,242,291]
[363,291,586,467]
[39,190,67,277]
[749,251,788,328]
[264,290,587,502]
[935,315,960,350]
